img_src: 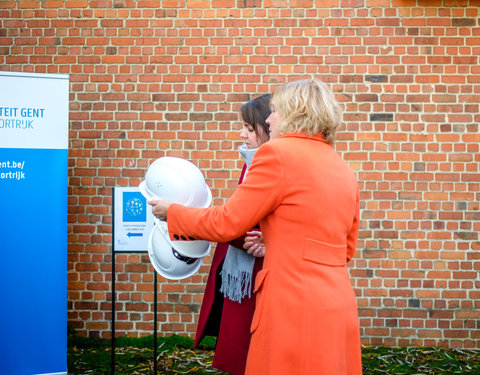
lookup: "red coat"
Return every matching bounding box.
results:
[168,133,362,375]
[193,165,263,375]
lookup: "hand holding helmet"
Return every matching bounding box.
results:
[149,199,171,222]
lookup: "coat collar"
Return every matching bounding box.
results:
[279,132,331,146]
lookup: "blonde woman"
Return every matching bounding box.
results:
[151,79,362,375]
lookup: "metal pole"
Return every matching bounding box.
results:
[111,251,116,375]
[154,271,158,375]
[111,188,116,375]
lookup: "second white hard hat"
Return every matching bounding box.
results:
[154,219,211,258]
[148,224,203,280]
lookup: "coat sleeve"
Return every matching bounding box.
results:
[166,142,284,243]
[346,186,360,262]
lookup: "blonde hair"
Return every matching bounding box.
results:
[271,79,342,144]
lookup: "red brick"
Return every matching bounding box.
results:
[3,1,478,347]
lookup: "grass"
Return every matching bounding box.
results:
[68,334,224,375]
[68,334,480,374]
[361,346,480,374]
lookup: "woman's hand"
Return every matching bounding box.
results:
[244,230,265,258]
[148,200,171,221]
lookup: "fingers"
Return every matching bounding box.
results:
[244,230,265,257]
[245,242,259,252]
[249,246,265,258]
[245,231,262,243]
[148,200,171,221]
[245,242,265,258]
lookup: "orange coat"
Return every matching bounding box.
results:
[167,133,362,375]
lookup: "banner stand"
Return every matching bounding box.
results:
[0,71,69,375]
[111,187,157,375]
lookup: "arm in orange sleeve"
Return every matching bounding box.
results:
[166,142,284,243]
[346,186,360,262]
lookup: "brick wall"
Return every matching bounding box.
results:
[2,0,479,348]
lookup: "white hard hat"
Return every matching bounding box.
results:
[154,219,211,258]
[139,156,212,208]
[148,224,203,280]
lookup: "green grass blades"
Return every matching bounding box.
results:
[68,334,226,375]
[68,336,480,375]
[361,346,480,374]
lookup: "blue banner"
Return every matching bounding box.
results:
[0,72,68,375]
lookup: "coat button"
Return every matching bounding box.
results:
[173,234,179,240]
[180,235,186,240]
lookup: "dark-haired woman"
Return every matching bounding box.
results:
[193,94,271,375]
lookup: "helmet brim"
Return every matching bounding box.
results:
[148,225,202,280]
[153,219,211,258]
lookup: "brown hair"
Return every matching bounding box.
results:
[240,94,271,144]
